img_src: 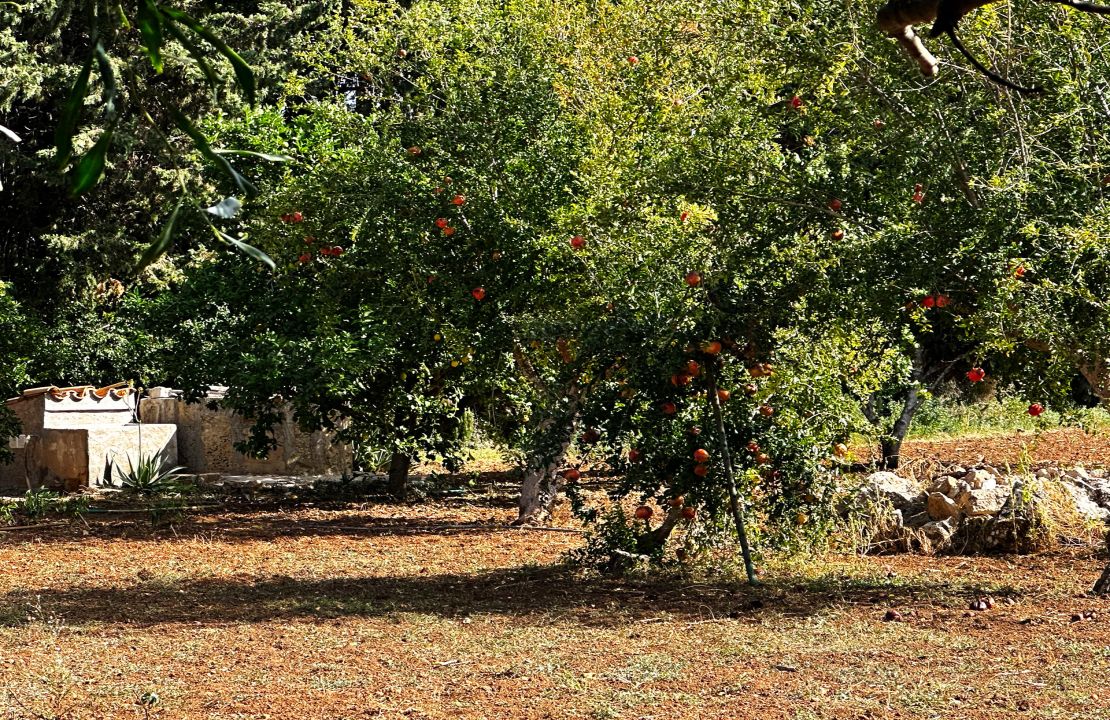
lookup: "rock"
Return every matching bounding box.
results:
[921,519,955,547]
[963,469,997,490]
[862,471,926,511]
[904,511,931,528]
[1037,465,1061,480]
[957,485,1012,517]
[1065,467,1092,482]
[927,492,963,521]
[927,475,959,497]
[1060,481,1110,521]
[1087,479,1110,509]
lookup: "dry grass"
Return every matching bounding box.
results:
[0,494,1107,720]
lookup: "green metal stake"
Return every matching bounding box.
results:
[706,360,759,585]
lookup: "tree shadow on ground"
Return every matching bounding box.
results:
[0,559,1022,630]
[1,505,556,545]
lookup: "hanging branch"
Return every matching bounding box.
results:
[876,0,1110,92]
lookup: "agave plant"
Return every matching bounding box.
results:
[117,455,188,496]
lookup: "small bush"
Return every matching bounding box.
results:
[117,456,188,496]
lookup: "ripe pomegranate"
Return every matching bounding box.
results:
[693,448,710,463]
[681,507,697,520]
[873,118,886,129]
[435,218,448,229]
[628,449,642,462]
[966,367,986,383]
[408,146,422,156]
[828,198,842,212]
[746,440,760,453]
[744,383,758,396]
[670,374,691,387]
[634,505,653,520]
[570,235,586,249]
[443,227,456,236]
[701,340,722,355]
[627,56,639,65]
[1014,265,1026,278]
[831,229,844,241]
[471,287,486,301]
[290,211,304,223]
[685,271,702,287]
[669,496,685,508]
[922,295,936,308]
[688,425,702,436]
[1028,403,1045,417]
[755,452,771,465]
[913,191,924,204]
[331,246,344,256]
[680,211,689,223]
[580,428,601,444]
[717,389,731,402]
[563,468,581,481]
[661,402,677,415]
[298,253,312,264]
[693,464,709,477]
[789,95,803,109]
[451,194,466,206]
[685,360,701,376]
[934,294,949,308]
[759,405,774,417]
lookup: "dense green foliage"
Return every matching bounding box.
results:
[4,0,1110,564]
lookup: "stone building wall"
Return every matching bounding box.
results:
[1,387,177,491]
[140,389,351,476]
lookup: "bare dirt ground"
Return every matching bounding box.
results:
[873,427,1110,470]
[0,430,1108,719]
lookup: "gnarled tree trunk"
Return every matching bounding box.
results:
[515,392,580,526]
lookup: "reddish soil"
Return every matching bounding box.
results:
[0,431,1108,719]
[862,427,1110,473]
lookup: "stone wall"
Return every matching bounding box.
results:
[1,388,177,491]
[140,389,351,476]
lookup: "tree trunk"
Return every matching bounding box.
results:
[514,428,574,525]
[515,398,579,525]
[1077,356,1110,402]
[388,452,410,501]
[1094,562,1110,595]
[881,385,922,470]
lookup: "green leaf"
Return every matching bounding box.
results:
[163,20,218,89]
[69,128,113,196]
[160,6,256,105]
[212,149,293,162]
[93,42,117,120]
[168,107,257,196]
[54,53,94,168]
[136,0,164,73]
[137,201,182,272]
[213,227,275,270]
